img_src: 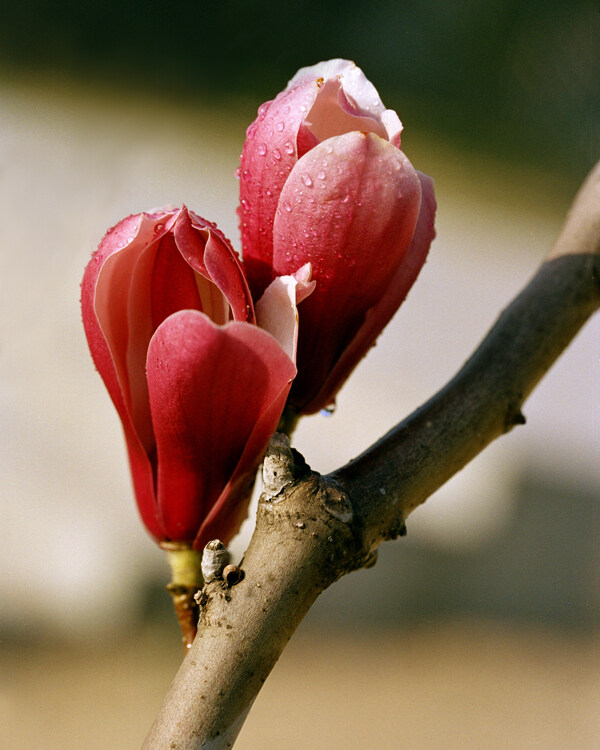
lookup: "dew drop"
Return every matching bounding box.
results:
[283,201,292,212]
[284,141,294,155]
[301,174,313,187]
[317,170,326,180]
[320,404,336,417]
[234,167,241,179]
[276,121,285,132]
[273,148,281,160]
[258,143,267,156]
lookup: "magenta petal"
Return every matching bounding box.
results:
[271,132,422,410]
[81,213,145,424]
[81,211,179,539]
[82,207,258,545]
[301,171,437,413]
[239,80,319,297]
[146,311,296,546]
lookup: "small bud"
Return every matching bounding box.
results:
[223,564,244,586]
[201,539,230,582]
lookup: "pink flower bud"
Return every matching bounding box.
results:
[81,207,299,549]
[239,59,436,414]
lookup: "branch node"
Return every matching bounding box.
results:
[263,433,295,499]
[320,476,353,524]
[201,539,230,583]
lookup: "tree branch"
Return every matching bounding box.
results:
[142,162,600,749]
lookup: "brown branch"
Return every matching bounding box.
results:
[334,251,599,553]
[142,162,600,749]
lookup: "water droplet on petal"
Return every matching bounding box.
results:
[273,148,281,160]
[301,174,313,187]
[317,170,326,180]
[258,143,267,156]
[276,121,285,132]
[234,167,241,179]
[284,201,292,212]
[284,142,294,155]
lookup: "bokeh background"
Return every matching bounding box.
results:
[1,1,598,747]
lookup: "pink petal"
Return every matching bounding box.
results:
[255,264,316,362]
[289,59,403,145]
[146,311,296,545]
[301,77,388,143]
[173,208,255,323]
[85,210,178,450]
[301,170,437,413]
[271,131,422,410]
[239,81,319,297]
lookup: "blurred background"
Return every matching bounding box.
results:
[1,1,598,747]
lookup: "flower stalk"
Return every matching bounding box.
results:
[162,543,204,648]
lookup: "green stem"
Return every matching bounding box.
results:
[161,543,204,649]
